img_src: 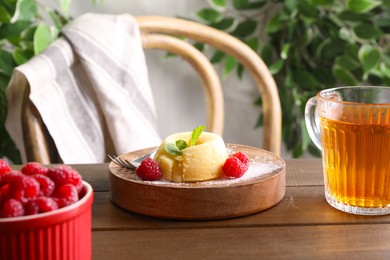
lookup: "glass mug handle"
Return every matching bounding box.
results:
[304,97,322,150]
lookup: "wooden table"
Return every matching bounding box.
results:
[74,159,390,259]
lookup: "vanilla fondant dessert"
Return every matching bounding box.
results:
[153,127,228,183]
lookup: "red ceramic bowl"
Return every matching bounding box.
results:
[0,181,94,260]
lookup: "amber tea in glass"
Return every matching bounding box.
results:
[305,86,390,215]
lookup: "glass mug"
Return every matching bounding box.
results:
[305,86,390,215]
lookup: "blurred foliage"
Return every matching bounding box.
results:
[192,0,390,157]
[0,0,97,163]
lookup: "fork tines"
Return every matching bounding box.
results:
[108,155,136,170]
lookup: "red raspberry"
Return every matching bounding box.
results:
[21,162,48,176]
[35,197,59,213]
[54,184,79,208]
[232,152,250,171]
[32,174,55,196]
[9,174,40,203]
[136,158,161,181]
[0,184,11,205]
[47,165,82,192]
[0,170,22,185]
[24,200,39,215]
[222,156,247,178]
[0,199,24,218]
[0,159,12,177]
[26,197,58,214]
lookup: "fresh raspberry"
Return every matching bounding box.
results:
[0,184,11,205]
[0,170,22,186]
[9,174,40,203]
[29,197,59,214]
[0,199,24,218]
[21,162,48,176]
[0,159,12,177]
[47,165,82,192]
[136,158,161,181]
[222,156,247,178]
[32,174,55,196]
[232,152,250,171]
[54,184,79,208]
[24,199,39,215]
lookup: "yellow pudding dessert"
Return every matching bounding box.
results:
[153,130,228,183]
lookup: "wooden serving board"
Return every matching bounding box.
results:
[108,144,286,220]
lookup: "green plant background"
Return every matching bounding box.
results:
[0,0,389,163]
[191,0,390,157]
[0,0,98,163]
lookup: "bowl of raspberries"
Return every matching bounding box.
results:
[0,159,94,260]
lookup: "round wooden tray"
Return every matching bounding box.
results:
[108,144,286,220]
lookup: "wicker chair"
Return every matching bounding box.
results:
[21,16,282,163]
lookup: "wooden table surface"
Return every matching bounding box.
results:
[73,159,390,259]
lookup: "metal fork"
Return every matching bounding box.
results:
[108,154,137,170]
[108,149,157,170]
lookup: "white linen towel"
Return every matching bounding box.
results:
[6,13,161,163]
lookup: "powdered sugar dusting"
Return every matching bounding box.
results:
[128,152,284,187]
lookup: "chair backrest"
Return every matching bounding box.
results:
[21,16,282,164]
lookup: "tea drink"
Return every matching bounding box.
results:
[320,117,390,208]
[305,86,390,215]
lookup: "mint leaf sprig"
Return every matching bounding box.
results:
[165,126,206,156]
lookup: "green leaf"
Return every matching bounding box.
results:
[233,0,266,9]
[332,65,359,85]
[21,24,37,41]
[0,89,7,123]
[208,0,226,10]
[0,20,30,39]
[346,0,381,14]
[189,125,205,146]
[265,15,284,34]
[380,62,390,78]
[269,59,284,75]
[353,23,382,39]
[309,0,335,5]
[299,0,319,18]
[223,55,236,78]
[209,17,235,30]
[260,44,275,66]
[300,118,311,151]
[33,23,52,54]
[281,43,290,60]
[316,39,344,60]
[0,125,22,163]
[61,0,71,16]
[195,8,222,23]
[377,17,390,28]
[236,63,244,79]
[358,45,381,73]
[48,10,66,31]
[210,50,225,63]
[175,140,188,150]
[0,5,12,22]
[193,42,204,52]
[10,0,37,22]
[231,19,257,38]
[338,11,370,21]
[335,55,360,71]
[245,37,259,51]
[283,0,296,11]
[312,67,335,86]
[165,143,182,156]
[233,0,250,9]
[292,70,319,90]
[0,49,15,77]
[12,48,33,65]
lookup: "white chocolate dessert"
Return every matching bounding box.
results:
[153,132,228,183]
